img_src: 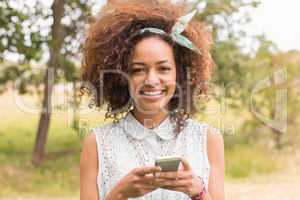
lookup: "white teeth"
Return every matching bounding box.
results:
[142,91,163,96]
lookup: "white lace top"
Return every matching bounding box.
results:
[91,111,211,200]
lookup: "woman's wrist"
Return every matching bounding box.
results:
[106,190,126,200]
[105,184,127,200]
[190,176,206,200]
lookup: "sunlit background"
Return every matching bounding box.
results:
[0,0,299,199]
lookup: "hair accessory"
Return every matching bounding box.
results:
[139,10,201,54]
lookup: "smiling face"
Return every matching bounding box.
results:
[128,36,177,115]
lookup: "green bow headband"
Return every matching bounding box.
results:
[139,10,200,54]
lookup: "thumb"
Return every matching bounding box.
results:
[180,157,192,170]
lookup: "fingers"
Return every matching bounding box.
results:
[154,171,193,180]
[134,166,161,176]
[131,167,162,188]
[140,173,156,182]
[139,183,158,190]
[154,179,189,187]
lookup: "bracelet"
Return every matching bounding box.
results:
[190,176,206,200]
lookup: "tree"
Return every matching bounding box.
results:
[0,0,92,166]
[32,0,65,165]
[32,0,92,165]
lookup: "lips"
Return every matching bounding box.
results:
[136,87,168,103]
[140,90,163,96]
[139,88,167,96]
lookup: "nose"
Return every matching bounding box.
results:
[144,69,160,85]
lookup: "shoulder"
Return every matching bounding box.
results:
[207,126,223,150]
[82,133,97,149]
[80,122,122,177]
[80,133,97,167]
[187,118,223,152]
[89,120,126,151]
[81,121,121,165]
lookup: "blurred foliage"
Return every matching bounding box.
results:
[225,145,282,179]
[189,0,299,149]
[0,63,44,94]
[0,0,93,93]
[0,0,44,61]
[0,112,81,197]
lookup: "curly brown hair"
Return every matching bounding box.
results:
[80,0,214,134]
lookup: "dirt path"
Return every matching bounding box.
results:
[226,152,300,200]
[226,169,300,200]
[2,156,300,200]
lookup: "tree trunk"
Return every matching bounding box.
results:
[32,0,65,166]
[72,80,80,131]
[32,68,54,165]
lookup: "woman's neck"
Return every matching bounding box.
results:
[131,109,169,129]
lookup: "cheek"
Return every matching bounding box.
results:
[129,78,142,95]
[166,72,177,93]
[167,83,176,96]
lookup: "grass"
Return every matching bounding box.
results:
[0,115,82,197]
[0,92,283,197]
[0,91,110,197]
[225,145,282,179]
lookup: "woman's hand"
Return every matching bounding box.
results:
[153,158,204,197]
[107,166,162,199]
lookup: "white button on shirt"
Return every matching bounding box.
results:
[92,111,211,200]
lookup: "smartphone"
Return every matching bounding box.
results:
[155,155,182,172]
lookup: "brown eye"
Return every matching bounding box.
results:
[131,68,145,74]
[160,66,171,71]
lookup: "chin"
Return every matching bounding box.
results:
[136,102,169,115]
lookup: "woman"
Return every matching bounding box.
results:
[80,0,224,199]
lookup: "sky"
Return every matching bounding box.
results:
[244,0,300,51]
[93,0,300,52]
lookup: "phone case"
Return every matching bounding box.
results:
[155,156,181,172]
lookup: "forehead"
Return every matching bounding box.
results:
[131,37,175,63]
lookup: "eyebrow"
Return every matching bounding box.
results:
[131,60,169,66]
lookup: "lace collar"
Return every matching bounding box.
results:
[119,111,176,141]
